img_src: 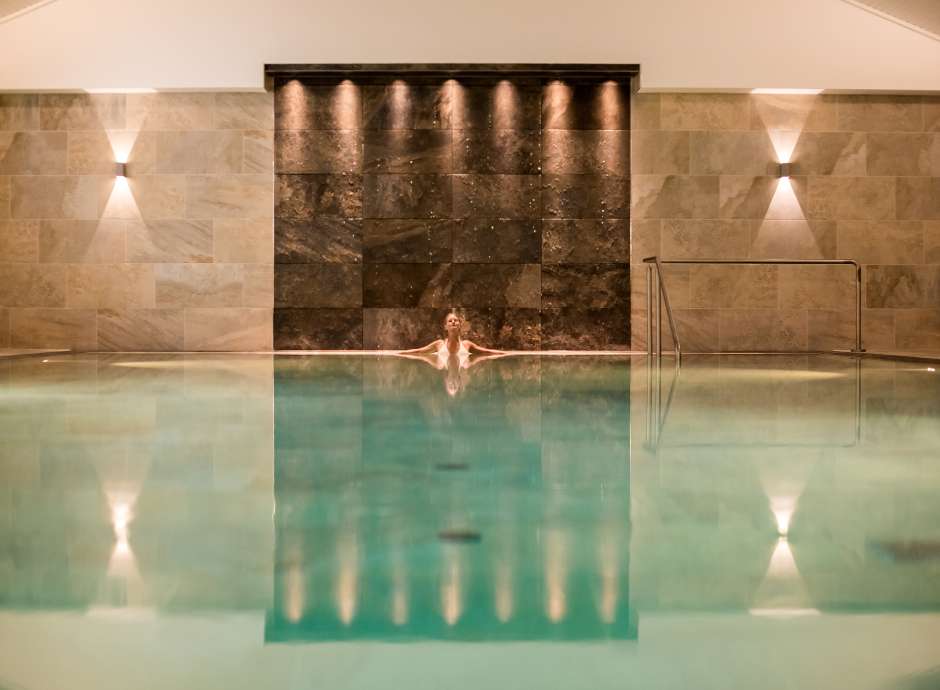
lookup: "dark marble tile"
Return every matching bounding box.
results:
[453,129,540,174]
[363,219,453,263]
[362,83,453,130]
[363,307,449,349]
[540,307,630,350]
[275,264,363,308]
[542,174,629,219]
[541,263,630,309]
[363,130,452,173]
[451,84,541,129]
[452,219,540,263]
[363,174,452,219]
[275,174,363,219]
[542,82,629,130]
[542,219,629,263]
[275,81,361,130]
[457,307,541,349]
[363,264,452,307]
[274,308,363,349]
[275,217,362,264]
[453,174,540,219]
[275,130,363,173]
[542,130,629,175]
[451,263,540,308]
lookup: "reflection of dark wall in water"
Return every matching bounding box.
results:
[268,356,633,640]
[270,65,633,351]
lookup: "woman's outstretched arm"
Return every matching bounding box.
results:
[465,341,505,356]
[397,339,442,355]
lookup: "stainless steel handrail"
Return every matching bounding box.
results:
[642,257,865,356]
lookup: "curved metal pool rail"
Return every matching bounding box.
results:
[643,257,865,359]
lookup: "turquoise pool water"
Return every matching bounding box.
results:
[1,353,939,689]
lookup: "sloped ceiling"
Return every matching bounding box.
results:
[0,0,58,23]
[843,0,940,40]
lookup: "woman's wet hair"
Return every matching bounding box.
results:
[443,311,462,326]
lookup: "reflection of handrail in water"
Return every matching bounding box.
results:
[645,357,863,451]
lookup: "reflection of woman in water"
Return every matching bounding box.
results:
[397,312,506,396]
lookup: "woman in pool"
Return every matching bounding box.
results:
[397,312,506,395]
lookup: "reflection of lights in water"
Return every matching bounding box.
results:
[335,532,359,626]
[441,547,463,626]
[597,525,619,624]
[774,508,792,538]
[544,528,568,623]
[107,499,139,580]
[391,555,409,626]
[283,545,306,623]
[494,560,513,623]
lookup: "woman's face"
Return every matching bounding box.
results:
[444,314,461,336]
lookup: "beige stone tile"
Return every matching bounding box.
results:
[126,175,186,219]
[243,130,274,173]
[213,218,272,263]
[0,220,39,262]
[661,219,750,259]
[630,219,660,264]
[690,264,777,308]
[214,92,274,130]
[807,309,857,351]
[660,94,749,130]
[0,176,9,218]
[896,177,940,221]
[67,264,155,309]
[778,264,856,310]
[10,308,96,350]
[126,93,214,130]
[67,130,120,175]
[926,97,940,132]
[749,219,836,260]
[790,132,866,176]
[126,218,212,263]
[837,95,922,132]
[690,132,776,175]
[631,131,689,174]
[837,220,924,265]
[184,308,272,351]
[0,307,8,347]
[865,265,940,308]
[98,176,141,220]
[665,308,720,352]
[867,133,933,176]
[155,263,244,307]
[0,131,67,174]
[242,264,273,307]
[185,174,273,219]
[631,175,718,219]
[749,94,838,132]
[925,221,940,263]
[806,177,895,221]
[631,93,660,130]
[11,175,101,220]
[660,264,691,308]
[719,176,795,219]
[895,309,940,350]
[862,309,895,349]
[155,131,244,174]
[38,219,125,263]
[39,94,125,130]
[931,134,940,176]
[719,309,807,351]
[0,264,66,306]
[124,131,157,175]
[0,95,39,131]
[97,308,184,351]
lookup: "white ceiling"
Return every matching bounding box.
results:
[0,0,57,23]
[844,0,940,41]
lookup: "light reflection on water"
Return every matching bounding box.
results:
[0,353,939,689]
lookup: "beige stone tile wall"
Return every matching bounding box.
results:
[0,93,273,351]
[631,93,940,352]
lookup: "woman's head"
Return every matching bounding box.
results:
[443,312,462,337]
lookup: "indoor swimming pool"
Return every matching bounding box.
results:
[1,353,939,689]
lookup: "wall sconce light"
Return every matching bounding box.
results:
[115,162,127,178]
[778,162,792,179]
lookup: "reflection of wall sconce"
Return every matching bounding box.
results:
[115,162,127,178]
[778,162,792,179]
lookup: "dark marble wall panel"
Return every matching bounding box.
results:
[274,75,631,349]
